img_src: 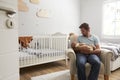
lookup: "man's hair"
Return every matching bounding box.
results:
[79,23,90,31]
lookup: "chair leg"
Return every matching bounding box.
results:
[104,75,109,80]
[71,74,75,80]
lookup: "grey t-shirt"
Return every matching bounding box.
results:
[77,35,100,46]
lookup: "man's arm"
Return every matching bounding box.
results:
[92,36,101,54]
[95,44,100,49]
[92,45,101,54]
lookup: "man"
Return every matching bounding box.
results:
[72,23,101,80]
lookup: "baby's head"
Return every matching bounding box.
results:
[71,42,77,48]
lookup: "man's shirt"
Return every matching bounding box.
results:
[77,35,100,46]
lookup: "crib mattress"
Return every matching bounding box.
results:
[19,52,37,61]
[26,48,64,55]
[19,50,65,68]
[19,49,65,61]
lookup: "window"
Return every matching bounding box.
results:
[103,0,120,37]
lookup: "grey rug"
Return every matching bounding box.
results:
[31,70,72,80]
[31,70,103,80]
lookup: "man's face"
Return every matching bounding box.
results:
[80,28,90,36]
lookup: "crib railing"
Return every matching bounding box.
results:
[19,34,68,68]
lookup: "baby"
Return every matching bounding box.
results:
[69,33,96,53]
[72,42,96,52]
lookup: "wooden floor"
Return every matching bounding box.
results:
[20,60,68,80]
[20,60,120,80]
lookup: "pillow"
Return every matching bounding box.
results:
[68,33,78,48]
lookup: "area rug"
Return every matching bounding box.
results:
[31,70,103,80]
[31,70,73,80]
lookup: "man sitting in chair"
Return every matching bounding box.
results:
[71,23,101,80]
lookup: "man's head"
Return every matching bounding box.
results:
[79,23,90,37]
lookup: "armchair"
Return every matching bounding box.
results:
[66,48,112,80]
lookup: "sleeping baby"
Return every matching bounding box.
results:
[69,32,96,53]
[71,42,96,53]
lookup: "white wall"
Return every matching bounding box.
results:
[18,0,80,36]
[80,0,103,39]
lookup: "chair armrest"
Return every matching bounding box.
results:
[100,49,113,75]
[66,48,76,60]
[66,48,76,74]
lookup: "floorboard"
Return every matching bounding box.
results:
[20,60,120,80]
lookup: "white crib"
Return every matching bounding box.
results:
[19,33,68,68]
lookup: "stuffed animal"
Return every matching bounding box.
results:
[19,36,33,48]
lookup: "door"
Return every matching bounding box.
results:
[0,0,19,80]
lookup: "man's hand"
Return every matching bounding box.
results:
[92,49,101,55]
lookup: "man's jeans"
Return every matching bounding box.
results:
[76,53,101,80]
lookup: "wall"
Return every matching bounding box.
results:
[18,0,80,36]
[80,0,103,39]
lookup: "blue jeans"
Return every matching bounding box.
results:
[76,53,101,80]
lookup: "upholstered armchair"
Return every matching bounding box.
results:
[66,48,112,80]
